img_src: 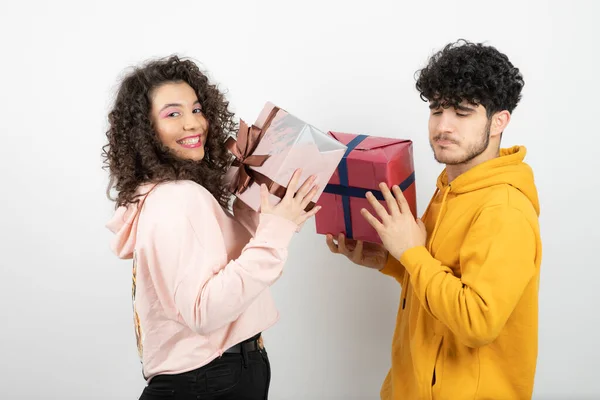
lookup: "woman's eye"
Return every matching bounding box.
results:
[168,112,180,117]
[193,107,203,113]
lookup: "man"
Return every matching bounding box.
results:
[327,39,541,399]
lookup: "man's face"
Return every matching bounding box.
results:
[428,100,492,165]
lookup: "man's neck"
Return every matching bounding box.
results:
[446,147,500,183]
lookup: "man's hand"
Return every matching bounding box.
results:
[361,182,427,261]
[326,233,388,270]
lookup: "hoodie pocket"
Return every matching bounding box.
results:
[431,338,444,399]
[400,273,410,311]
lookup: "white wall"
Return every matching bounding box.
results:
[1,0,598,399]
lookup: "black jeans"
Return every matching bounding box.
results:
[139,339,271,400]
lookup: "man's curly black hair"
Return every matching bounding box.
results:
[102,55,237,208]
[415,39,525,118]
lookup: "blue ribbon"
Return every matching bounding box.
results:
[325,135,415,239]
[336,135,367,239]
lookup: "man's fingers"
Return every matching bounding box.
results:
[361,208,384,232]
[326,234,338,254]
[392,185,410,214]
[337,233,353,256]
[380,182,400,217]
[365,193,390,223]
[352,240,364,263]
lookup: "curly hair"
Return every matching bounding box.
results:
[102,55,237,208]
[415,39,525,118]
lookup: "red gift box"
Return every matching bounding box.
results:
[315,132,417,244]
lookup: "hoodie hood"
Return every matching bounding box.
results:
[106,184,155,260]
[436,145,540,215]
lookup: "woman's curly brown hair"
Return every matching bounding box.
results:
[102,55,236,208]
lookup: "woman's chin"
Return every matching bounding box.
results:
[177,148,205,162]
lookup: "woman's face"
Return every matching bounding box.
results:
[150,81,209,161]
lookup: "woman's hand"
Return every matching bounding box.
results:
[260,168,321,226]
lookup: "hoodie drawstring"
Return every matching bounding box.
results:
[427,186,450,253]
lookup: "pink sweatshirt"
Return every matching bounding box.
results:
[106,180,298,381]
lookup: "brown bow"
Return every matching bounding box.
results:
[226,105,316,212]
[226,106,280,194]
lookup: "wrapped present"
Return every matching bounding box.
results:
[226,102,347,212]
[315,132,417,244]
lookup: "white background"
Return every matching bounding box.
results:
[1,0,599,399]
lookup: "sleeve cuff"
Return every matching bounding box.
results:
[254,213,298,248]
[379,252,402,278]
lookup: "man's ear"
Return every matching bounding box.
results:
[490,110,511,138]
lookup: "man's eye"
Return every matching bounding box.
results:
[456,113,468,117]
[432,111,442,115]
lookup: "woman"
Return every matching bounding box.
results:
[103,55,320,399]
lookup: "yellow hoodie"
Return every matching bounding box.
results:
[379,146,542,400]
